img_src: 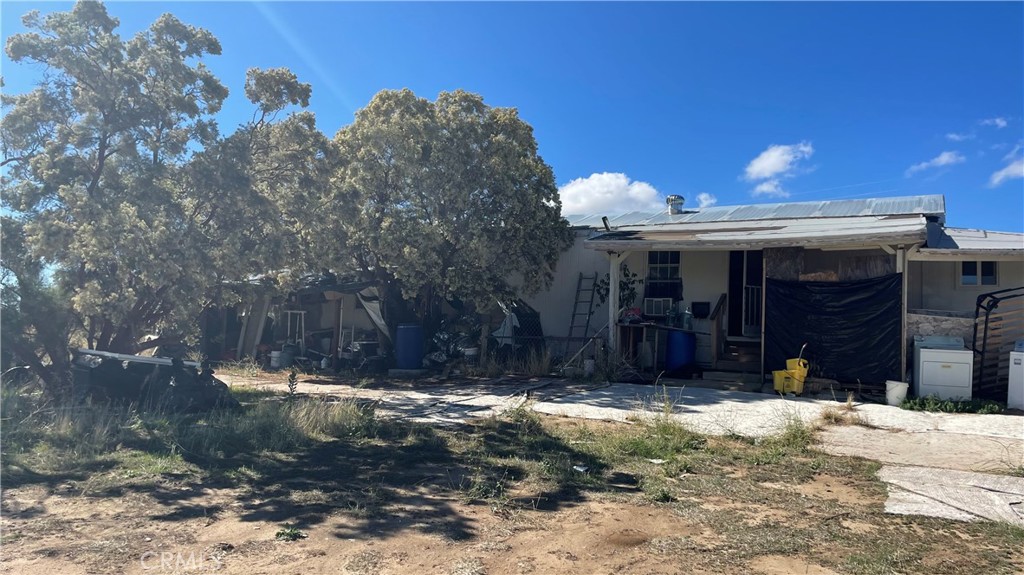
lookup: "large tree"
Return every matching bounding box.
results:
[1,1,325,392]
[328,89,573,323]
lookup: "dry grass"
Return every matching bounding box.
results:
[4,376,1024,575]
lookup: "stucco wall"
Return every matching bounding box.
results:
[908,259,1024,313]
[521,229,610,340]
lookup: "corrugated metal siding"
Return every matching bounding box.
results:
[564,194,945,229]
[586,215,928,250]
[930,227,1024,250]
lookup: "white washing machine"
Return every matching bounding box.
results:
[913,335,974,401]
[1008,340,1024,410]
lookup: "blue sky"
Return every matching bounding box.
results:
[3,2,1023,231]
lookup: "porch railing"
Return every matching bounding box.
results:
[972,286,1024,401]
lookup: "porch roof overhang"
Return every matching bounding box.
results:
[911,227,1024,261]
[584,214,928,252]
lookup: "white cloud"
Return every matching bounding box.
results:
[696,192,717,208]
[559,172,663,214]
[980,117,1008,129]
[744,141,814,181]
[945,132,974,142]
[904,151,966,177]
[1004,144,1021,162]
[989,146,1024,187]
[751,180,789,198]
[989,158,1024,187]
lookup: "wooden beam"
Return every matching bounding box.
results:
[760,254,768,386]
[607,251,628,355]
[899,246,908,381]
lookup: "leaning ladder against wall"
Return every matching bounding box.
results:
[564,272,598,365]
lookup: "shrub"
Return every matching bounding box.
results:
[900,396,1003,414]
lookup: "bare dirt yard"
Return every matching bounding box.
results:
[2,372,1022,575]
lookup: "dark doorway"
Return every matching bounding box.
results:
[728,250,763,338]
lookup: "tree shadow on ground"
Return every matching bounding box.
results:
[2,407,622,542]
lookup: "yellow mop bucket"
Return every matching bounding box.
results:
[774,345,809,394]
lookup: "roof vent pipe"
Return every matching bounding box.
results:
[666,195,685,215]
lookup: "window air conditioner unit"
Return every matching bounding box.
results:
[643,298,673,317]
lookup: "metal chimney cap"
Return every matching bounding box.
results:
[666,195,685,214]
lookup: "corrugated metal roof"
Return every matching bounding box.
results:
[565,194,945,228]
[928,227,1024,251]
[585,214,928,250]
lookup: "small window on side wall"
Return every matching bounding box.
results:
[960,261,997,286]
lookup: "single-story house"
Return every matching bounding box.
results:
[533,194,1022,398]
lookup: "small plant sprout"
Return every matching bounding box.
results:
[275,525,307,541]
[287,369,299,398]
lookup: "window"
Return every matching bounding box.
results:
[646,251,681,299]
[960,261,997,286]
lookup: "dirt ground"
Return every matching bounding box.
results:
[2,373,1022,574]
[3,414,1022,575]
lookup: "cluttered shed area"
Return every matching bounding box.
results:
[199,277,390,373]
[198,272,550,377]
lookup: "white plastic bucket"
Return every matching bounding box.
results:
[583,358,596,377]
[270,351,282,369]
[885,380,909,406]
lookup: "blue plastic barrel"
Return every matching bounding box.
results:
[665,330,696,371]
[395,324,424,369]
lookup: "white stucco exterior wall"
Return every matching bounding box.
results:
[908,259,1024,313]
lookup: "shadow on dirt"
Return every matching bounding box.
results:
[3,405,617,542]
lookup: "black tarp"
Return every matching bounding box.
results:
[764,273,902,387]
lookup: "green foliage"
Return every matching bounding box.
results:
[274,525,307,542]
[595,265,644,311]
[1,374,378,478]
[1,2,326,390]
[900,396,1004,414]
[327,88,573,313]
[287,369,299,398]
[601,417,707,461]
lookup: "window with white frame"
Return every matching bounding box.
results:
[959,261,997,286]
[646,251,681,299]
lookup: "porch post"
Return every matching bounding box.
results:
[898,245,907,380]
[607,251,628,354]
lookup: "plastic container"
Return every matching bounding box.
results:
[885,380,909,406]
[786,358,809,382]
[270,351,281,369]
[773,371,804,394]
[665,330,696,371]
[583,358,596,377]
[278,349,293,368]
[396,324,424,369]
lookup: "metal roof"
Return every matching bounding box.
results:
[565,194,945,228]
[585,214,928,251]
[928,227,1024,251]
[910,226,1024,260]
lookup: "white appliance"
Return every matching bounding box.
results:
[1008,340,1024,410]
[913,335,974,401]
[643,298,673,317]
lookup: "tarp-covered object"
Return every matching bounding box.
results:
[764,273,902,386]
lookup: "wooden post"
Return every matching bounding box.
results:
[607,251,628,355]
[760,254,768,385]
[898,245,908,381]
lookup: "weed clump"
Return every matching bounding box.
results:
[900,396,1003,414]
